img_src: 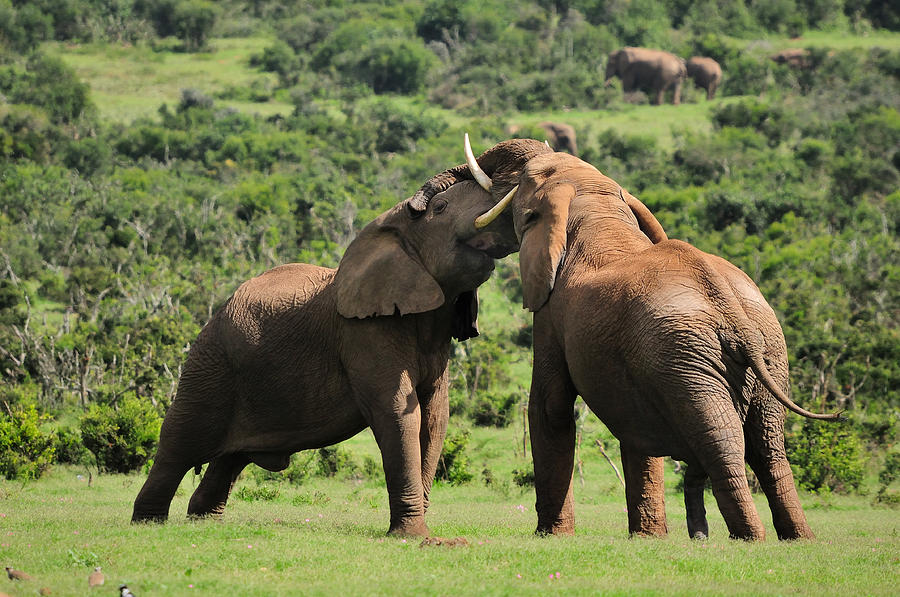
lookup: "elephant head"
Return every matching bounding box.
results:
[467,138,666,310]
[604,49,623,84]
[333,135,549,337]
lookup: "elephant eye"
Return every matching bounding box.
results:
[522,209,538,229]
[432,199,448,214]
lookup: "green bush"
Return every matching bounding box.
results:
[874,450,900,507]
[0,404,55,480]
[786,419,866,494]
[471,391,519,427]
[315,445,358,478]
[79,397,161,474]
[512,466,534,487]
[172,0,218,51]
[54,427,90,465]
[235,484,280,502]
[437,428,473,485]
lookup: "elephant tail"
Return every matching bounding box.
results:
[742,344,844,421]
[698,248,844,422]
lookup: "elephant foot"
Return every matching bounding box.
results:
[131,512,168,524]
[776,526,815,541]
[690,531,708,541]
[535,517,575,536]
[387,517,431,538]
[187,511,225,521]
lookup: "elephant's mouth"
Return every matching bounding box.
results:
[463,231,518,259]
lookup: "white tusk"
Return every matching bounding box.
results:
[474,185,518,229]
[545,140,551,148]
[464,133,492,191]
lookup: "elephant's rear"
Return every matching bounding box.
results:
[133,263,337,522]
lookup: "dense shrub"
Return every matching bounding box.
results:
[315,445,358,478]
[471,391,519,427]
[437,428,474,485]
[0,404,55,480]
[53,427,90,466]
[786,419,866,494]
[79,397,161,474]
[171,0,218,50]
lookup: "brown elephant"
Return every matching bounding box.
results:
[462,137,840,541]
[130,141,526,536]
[770,48,810,69]
[605,47,687,105]
[537,122,578,156]
[686,56,723,100]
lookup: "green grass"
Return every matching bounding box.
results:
[49,38,293,123]
[2,422,896,596]
[510,100,738,152]
[766,29,900,50]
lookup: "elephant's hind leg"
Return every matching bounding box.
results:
[669,384,765,540]
[746,454,813,540]
[621,448,668,537]
[683,463,710,540]
[187,454,250,518]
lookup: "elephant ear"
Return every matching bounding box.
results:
[451,290,479,341]
[622,189,668,244]
[519,183,574,312]
[335,216,444,319]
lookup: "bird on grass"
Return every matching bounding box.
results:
[4,566,33,581]
[119,584,136,597]
[88,566,104,587]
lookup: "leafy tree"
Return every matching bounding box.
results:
[172,0,218,51]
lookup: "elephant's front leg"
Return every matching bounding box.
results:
[361,384,430,537]
[620,448,668,537]
[418,371,450,513]
[529,341,578,535]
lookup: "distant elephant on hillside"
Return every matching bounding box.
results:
[686,56,722,100]
[130,142,525,537]
[605,47,687,105]
[537,122,578,156]
[770,48,810,69]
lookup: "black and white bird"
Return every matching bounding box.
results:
[119,584,136,597]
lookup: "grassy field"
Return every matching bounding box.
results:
[1,421,897,597]
[50,38,293,123]
[47,37,738,149]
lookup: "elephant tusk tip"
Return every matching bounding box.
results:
[464,133,492,192]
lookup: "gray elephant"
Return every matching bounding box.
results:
[605,47,687,105]
[537,122,578,156]
[130,142,523,536]
[461,137,840,541]
[686,56,723,100]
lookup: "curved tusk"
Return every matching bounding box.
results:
[545,140,551,148]
[474,185,518,229]
[464,133,492,191]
